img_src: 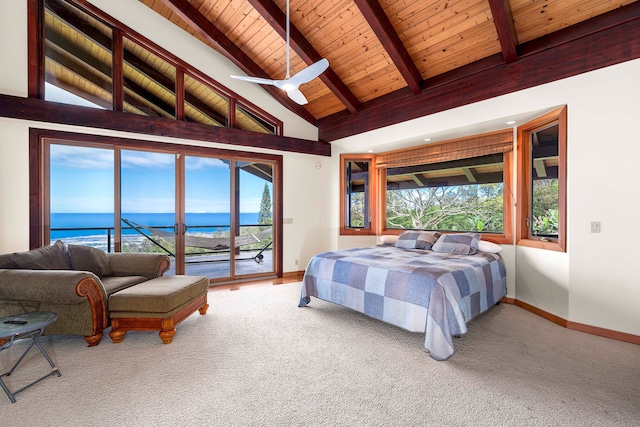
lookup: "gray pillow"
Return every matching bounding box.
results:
[394,231,441,250]
[68,244,113,278]
[0,252,19,269]
[432,233,481,255]
[12,240,72,270]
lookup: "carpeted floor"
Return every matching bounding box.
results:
[1,282,638,426]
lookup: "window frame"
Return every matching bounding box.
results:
[29,127,283,281]
[378,153,513,244]
[376,132,514,244]
[340,153,377,235]
[28,0,282,135]
[516,106,567,252]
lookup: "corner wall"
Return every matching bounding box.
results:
[333,59,640,338]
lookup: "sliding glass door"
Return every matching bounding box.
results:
[42,133,280,283]
[120,150,177,261]
[234,160,274,275]
[183,155,231,278]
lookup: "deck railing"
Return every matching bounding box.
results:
[50,223,272,255]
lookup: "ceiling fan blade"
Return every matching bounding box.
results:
[230,75,277,86]
[289,58,329,86]
[286,88,308,105]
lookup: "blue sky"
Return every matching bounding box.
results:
[49,137,270,214]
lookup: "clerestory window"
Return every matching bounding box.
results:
[31,0,281,135]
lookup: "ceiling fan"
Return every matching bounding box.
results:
[230,0,329,105]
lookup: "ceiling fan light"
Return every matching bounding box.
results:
[281,82,296,92]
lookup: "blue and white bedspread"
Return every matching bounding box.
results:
[299,246,506,360]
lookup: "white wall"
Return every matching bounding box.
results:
[333,59,640,337]
[0,0,332,273]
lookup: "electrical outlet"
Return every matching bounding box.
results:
[294,259,298,265]
[590,222,601,233]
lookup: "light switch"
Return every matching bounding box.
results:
[590,222,601,233]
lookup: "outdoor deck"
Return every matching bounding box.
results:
[165,249,274,281]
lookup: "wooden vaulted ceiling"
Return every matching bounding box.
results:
[139,0,640,142]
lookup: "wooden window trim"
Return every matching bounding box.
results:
[29,0,282,135]
[340,153,377,236]
[516,106,567,252]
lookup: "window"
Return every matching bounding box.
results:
[31,128,283,281]
[34,0,281,135]
[516,106,567,251]
[384,155,507,234]
[376,130,514,243]
[340,154,376,235]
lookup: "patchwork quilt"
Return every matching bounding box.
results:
[299,245,507,360]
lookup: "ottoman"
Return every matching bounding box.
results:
[108,275,209,344]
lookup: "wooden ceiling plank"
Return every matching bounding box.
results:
[158,0,315,122]
[247,0,360,114]
[318,7,640,141]
[487,0,518,63]
[354,0,423,94]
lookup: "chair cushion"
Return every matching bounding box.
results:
[101,275,149,295]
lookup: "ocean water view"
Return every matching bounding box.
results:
[51,212,260,250]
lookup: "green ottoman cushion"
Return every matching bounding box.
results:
[109,275,209,314]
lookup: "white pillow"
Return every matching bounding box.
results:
[477,240,502,253]
[379,235,399,245]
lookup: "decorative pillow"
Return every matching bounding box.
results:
[68,244,113,278]
[379,235,399,245]
[394,230,441,250]
[432,233,481,255]
[12,240,71,270]
[0,253,19,269]
[477,240,503,254]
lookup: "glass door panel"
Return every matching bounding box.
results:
[184,155,231,279]
[235,161,274,276]
[48,144,115,250]
[120,150,176,275]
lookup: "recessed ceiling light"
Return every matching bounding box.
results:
[506,120,516,125]
[367,150,373,153]
[424,138,432,142]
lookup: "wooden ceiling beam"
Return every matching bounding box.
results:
[247,0,360,114]
[319,4,640,142]
[488,0,518,64]
[353,0,422,94]
[0,94,331,156]
[158,0,316,123]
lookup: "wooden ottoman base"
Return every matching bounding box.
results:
[108,275,209,344]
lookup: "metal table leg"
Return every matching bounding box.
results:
[0,327,61,403]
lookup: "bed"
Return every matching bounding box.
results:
[298,231,507,360]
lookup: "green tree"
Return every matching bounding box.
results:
[258,183,272,225]
[386,183,504,232]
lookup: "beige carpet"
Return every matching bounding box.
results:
[1,282,638,426]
